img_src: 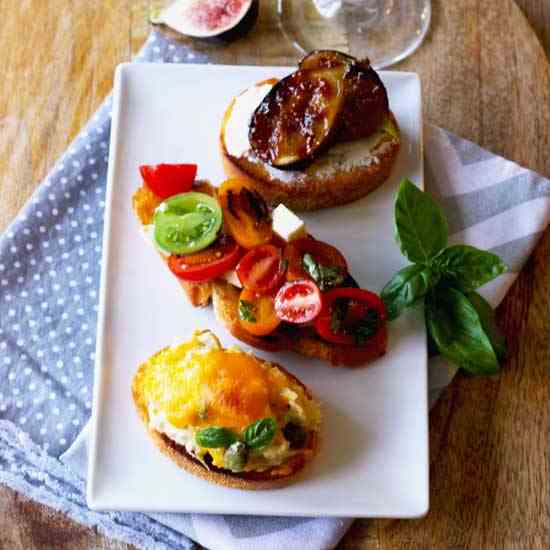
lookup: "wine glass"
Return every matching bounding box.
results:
[277,0,431,68]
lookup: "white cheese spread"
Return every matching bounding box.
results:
[224,83,274,158]
[148,407,200,455]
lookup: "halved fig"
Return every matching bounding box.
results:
[249,65,348,169]
[152,0,257,39]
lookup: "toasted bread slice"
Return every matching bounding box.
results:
[220,80,400,211]
[133,181,385,367]
[132,335,320,489]
[133,183,386,367]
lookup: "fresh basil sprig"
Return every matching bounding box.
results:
[433,245,507,292]
[425,286,499,375]
[382,179,508,375]
[381,264,438,320]
[394,177,448,263]
[466,290,507,362]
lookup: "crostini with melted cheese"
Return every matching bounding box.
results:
[132,330,321,489]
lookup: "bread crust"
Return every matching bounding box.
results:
[132,348,319,489]
[220,81,400,211]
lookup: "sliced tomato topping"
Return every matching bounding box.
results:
[218,178,273,249]
[314,287,386,347]
[236,244,286,294]
[285,237,348,289]
[140,163,197,199]
[238,288,281,336]
[167,235,243,282]
[274,280,323,324]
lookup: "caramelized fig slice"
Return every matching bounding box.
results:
[337,65,389,142]
[249,66,348,169]
[299,50,357,70]
[299,50,389,142]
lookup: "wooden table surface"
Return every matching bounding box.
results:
[1,1,549,549]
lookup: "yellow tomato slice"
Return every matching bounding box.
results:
[218,178,272,249]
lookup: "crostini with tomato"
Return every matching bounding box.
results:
[133,163,387,367]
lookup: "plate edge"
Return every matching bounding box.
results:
[87,64,429,515]
[87,63,128,507]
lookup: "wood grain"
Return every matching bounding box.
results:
[1,1,549,549]
[516,0,550,56]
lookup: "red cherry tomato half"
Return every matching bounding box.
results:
[314,287,386,346]
[139,163,197,199]
[167,235,243,282]
[274,280,323,324]
[236,244,286,294]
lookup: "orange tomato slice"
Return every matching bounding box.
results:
[237,288,281,336]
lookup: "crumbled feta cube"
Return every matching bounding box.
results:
[272,204,306,242]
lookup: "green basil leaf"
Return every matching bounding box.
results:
[466,291,507,362]
[435,245,507,291]
[352,309,380,345]
[238,299,257,323]
[303,253,345,291]
[381,264,439,320]
[195,427,239,448]
[303,253,321,282]
[319,265,346,290]
[243,417,277,449]
[330,306,343,333]
[394,179,448,264]
[425,285,499,375]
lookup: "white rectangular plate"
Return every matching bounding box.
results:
[88,63,428,517]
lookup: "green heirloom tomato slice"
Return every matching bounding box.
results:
[154,192,223,254]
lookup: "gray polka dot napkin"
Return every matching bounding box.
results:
[1,30,549,550]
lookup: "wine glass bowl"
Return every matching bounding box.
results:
[277,0,431,68]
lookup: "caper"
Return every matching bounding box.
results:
[224,441,248,472]
[283,421,307,449]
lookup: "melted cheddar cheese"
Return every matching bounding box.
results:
[133,331,320,472]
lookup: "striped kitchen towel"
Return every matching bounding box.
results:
[0,30,549,550]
